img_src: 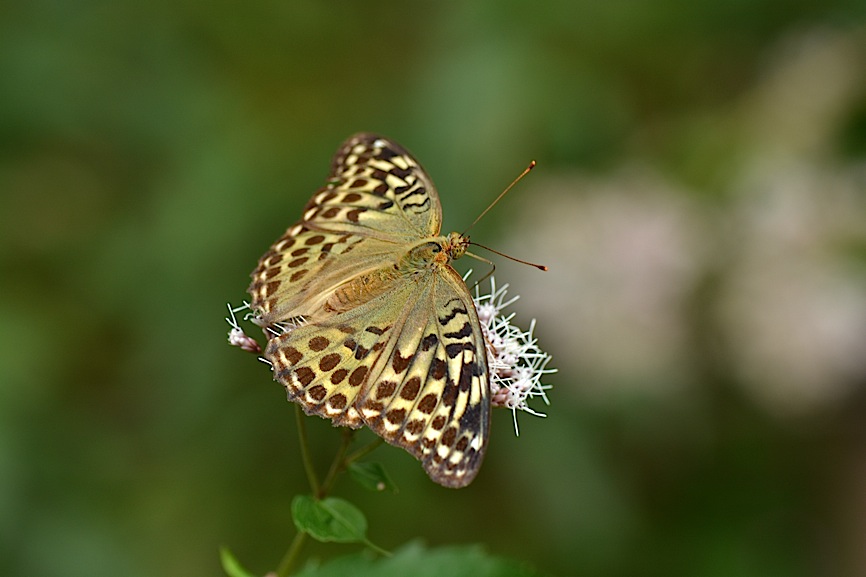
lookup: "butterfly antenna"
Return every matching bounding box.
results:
[470,242,548,271]
[462,160,536,236]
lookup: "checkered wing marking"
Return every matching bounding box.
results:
[315,133,442,240]
[264,272,416,428]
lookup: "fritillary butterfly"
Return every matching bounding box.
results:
[249,134,489,488]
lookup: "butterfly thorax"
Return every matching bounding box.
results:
[324,233,469,315]
[400,232,469,269]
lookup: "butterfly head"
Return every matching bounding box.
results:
[442,231,470,262]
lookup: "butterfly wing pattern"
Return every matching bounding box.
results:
[248,133,490,488]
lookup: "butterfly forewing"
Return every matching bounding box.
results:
[249,133,491,488]
[249,134,442,324]
[321,133,442,240]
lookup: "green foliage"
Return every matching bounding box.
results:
[2,1,865,576]
[348,462,398,493]
[293,542,546,577]
[291,495,371,546]
[220,548,257,577]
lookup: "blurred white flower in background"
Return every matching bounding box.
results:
[503,28,866,417]
[718,29,866,416]
[502,168,708,401]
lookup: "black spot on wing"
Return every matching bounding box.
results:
[402,197,431,212]
[438,301,468,326]
[399,186,424,201]
[459,401,483,429]
[458,360,476,391]
[421,333,439,351]
[375,146,398,161]
[444,322,472,340]
[445,342,474,359]
[390,166,412,179]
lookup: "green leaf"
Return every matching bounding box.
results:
[292,495,390,556]
[220,547,258,577]
[293,541,548,577]
[348,461,398,493]
[292,495,368,544]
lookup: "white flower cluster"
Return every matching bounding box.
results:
[471,275,554,434]
[225,302,262,354]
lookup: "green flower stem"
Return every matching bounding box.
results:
[275,529,307,577]
[346,437,385,465]
[278,408,387,575]
[279,409,378,575]
[295,404,320,496]
[319,428,355,497]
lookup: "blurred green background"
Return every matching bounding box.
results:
[2,1,866,576]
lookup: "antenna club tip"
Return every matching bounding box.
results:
[538,265,549,271]
[528,160,537,169]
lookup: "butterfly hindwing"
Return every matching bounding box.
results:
[264,273,413,428]
[265,265,489,488]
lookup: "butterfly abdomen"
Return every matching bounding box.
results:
[324,267,401,314]
[325,237,458,316]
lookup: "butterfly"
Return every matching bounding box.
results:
[248,133,490,488]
